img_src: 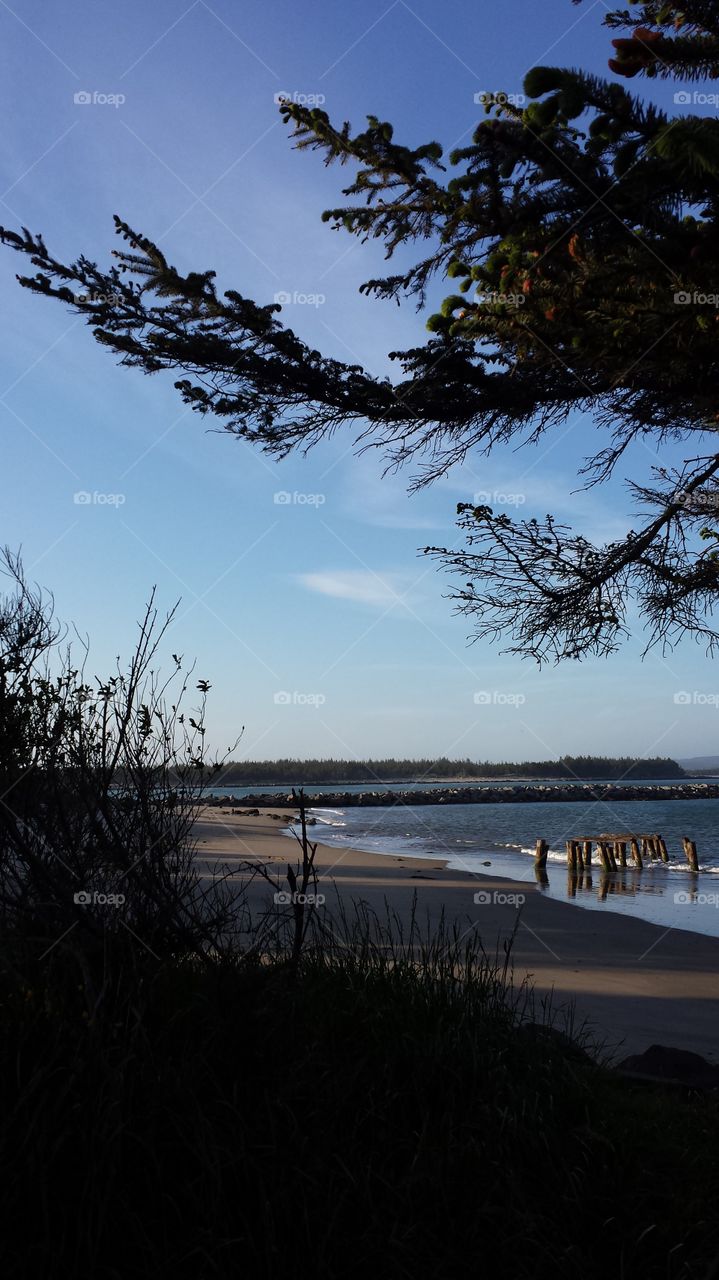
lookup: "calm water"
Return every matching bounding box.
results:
[206,784,719,938]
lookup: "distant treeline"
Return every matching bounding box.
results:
[210,756,686,784]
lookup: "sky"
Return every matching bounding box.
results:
[0,0,717,765]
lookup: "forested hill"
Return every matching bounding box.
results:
[211,757,686,785]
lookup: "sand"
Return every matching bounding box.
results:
[195,807,719,1061]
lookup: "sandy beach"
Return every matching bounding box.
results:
[195,807,719,1062]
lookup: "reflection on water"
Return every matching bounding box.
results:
[565,869,676,900]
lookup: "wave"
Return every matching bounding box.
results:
[308,808,346,828]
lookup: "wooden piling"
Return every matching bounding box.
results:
[597,840,612,872]
[683,837,699,873]
[535,838,548,870]
[615,840,627,868]
[630,837,642,869]
[583,840,592,869]
[658,835,669,864]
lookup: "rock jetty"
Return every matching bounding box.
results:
[204,782,719,809]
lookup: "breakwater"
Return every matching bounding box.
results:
[205,782,719,809]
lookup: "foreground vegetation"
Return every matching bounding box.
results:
[2,554,718,1278]
[2,908,719,1280]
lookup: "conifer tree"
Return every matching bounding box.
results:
[4,1,719,660]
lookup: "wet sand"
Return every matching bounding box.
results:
[195,808,719,1062]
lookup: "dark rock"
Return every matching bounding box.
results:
[616,1044,719,1090]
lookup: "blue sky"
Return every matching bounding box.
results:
[0,0,717,763]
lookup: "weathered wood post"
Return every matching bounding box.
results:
[630,837,642,869]
[615,840,627,868]
[583,840,592,869]
[535,838,548,870]
[658,835,669,864]
[641,837,650,862]
[683,837,699,873]
[597,840,611,872]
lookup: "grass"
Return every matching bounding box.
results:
[1,904,718,1279]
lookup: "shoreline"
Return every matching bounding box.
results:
[194,807,719,1062]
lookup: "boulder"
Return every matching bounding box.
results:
[616,1044,719,1090]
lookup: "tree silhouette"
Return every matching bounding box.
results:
[3,1,719,659]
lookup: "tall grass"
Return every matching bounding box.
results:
[2,901,718,1280]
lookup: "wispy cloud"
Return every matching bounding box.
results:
[297,569,419,610]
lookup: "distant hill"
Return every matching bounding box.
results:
[210,756,687,785]
[678,755,719,774]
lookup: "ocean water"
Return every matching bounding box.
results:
[205,784,719,938]
[302,797,719,938]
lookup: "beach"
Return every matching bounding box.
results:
[196,807,719,1062]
